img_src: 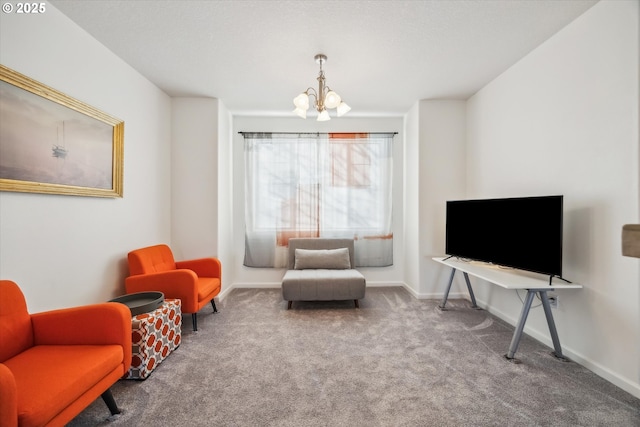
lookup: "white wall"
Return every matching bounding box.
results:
[171,98,236,295]
[465,0,639,397]
[403,103,421,295]
[217,102,234,295]
[231,116,405,289]
[403,100,466,298]
[171,98,220,260]
[417,101,467,297]
[0,4,172,311]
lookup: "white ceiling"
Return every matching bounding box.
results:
[50,0,598,117]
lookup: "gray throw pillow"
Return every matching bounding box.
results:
[294,248,351,270]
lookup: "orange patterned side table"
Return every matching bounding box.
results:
[123,298,182,380]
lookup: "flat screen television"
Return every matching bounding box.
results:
[445,195,563,278]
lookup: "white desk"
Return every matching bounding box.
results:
[432,256,582,360]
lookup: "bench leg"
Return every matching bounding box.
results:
[354,299,359,308]
[101,389,121,415]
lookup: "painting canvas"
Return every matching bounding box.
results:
[0,65,124,197]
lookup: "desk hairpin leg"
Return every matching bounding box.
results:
[539,290,566,361]
[505,289,566,361]
[439,268,478,309]
[463,272,478,308]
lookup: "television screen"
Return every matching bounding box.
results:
[445,195,563,277]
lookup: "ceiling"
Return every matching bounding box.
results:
[50,0,598,117]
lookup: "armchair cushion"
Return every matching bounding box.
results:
[4,345,124,427]
[197,278,219,301]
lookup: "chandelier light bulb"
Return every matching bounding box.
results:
[293,93,310,110]
[336,101,351,117]
[324,91,341,109]
[317,110,331,122]
[293,107,307,119]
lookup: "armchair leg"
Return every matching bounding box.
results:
[101,389,121,415]
[354,299,359,308]
[192,313,198,331]
[211,299,218,313]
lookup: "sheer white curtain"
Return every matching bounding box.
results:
[243,132,393,268]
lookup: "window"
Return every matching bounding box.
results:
[243,132,394,268]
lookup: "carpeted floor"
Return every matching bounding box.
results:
[69,287,640,426]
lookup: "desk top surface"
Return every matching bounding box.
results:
[432,257,582,290]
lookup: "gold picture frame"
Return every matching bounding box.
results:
[0,64,124,197]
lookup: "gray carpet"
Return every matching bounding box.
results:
[69,287,640,426]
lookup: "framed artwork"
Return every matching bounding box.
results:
[0,65,124,197]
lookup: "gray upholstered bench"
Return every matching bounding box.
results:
[282,238,366,309]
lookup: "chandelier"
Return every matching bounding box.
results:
[292,54,351,121]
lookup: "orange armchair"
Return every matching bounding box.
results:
[125,244,221,331]
[0,280,131,427]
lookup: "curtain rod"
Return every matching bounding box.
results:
[238,132,398,135]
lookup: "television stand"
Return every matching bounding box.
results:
[433,257,582,361]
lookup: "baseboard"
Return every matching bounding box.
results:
[218,282,280,301]
[231,282,282,289]
[562,349,640,399]
[408,290,469,300]
[365,281,405,288]
[217,286,234,302]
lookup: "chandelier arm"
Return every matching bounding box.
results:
[304,88,321,111]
